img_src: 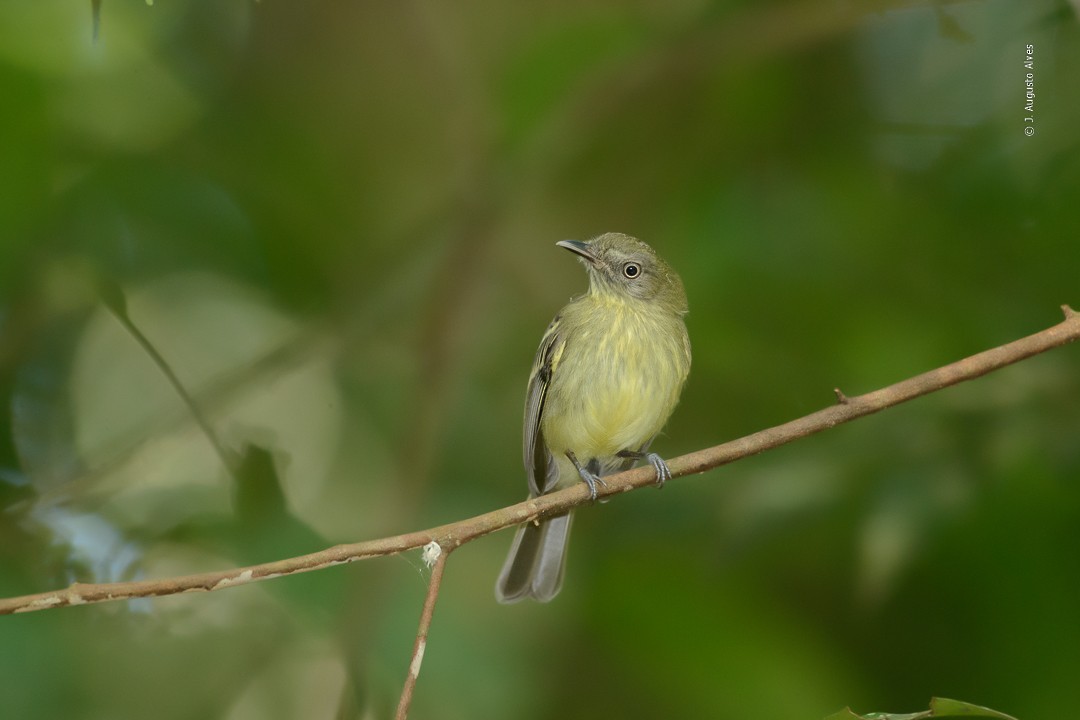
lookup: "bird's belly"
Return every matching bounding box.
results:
[541,321,687,462]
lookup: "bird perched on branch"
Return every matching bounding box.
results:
[496,232,691,603]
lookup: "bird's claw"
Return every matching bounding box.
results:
[646,453,672,488]
[578,469,606,501]
[567,449,606,501]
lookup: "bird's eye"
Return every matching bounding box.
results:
[622,262,641,279]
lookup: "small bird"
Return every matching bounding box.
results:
[495,232,691,603]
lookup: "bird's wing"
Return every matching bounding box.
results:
[523,315,565,496]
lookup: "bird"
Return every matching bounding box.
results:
[495,232,691,603]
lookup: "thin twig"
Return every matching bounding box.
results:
[1,306,1077,615]
[395,546,449,720]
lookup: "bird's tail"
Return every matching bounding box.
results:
[494,511,573,603]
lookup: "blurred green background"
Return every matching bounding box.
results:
[1,1,1078,718]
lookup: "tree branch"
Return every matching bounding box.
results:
[1,306,1077,616]
[395,543,449,720]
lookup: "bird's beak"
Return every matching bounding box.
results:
[556,239,599,266]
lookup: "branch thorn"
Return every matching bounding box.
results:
[834,388,850,404]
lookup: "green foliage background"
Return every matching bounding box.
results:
[1,2,1078,718]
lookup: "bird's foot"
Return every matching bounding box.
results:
[646,452,672,488]
[617,449,672,488]
[566,450,606,501]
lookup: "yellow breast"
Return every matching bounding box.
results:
[541,295,690,463]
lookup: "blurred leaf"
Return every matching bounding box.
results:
[929,698,1019,719]
[827,697,1019,720]
[825,710,865,720]
[96,277,128,319]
